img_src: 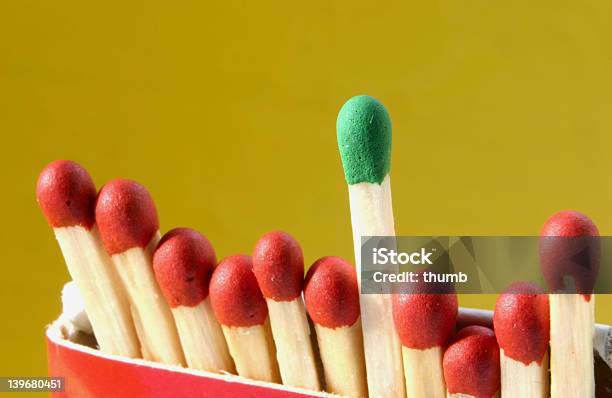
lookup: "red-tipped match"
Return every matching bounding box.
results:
[454,325,495,341]
[539,210,600,300]
[209,255,268,327]
[252,231,304,301]
[95,179,159,255]
[36,160,97,229]
[540,210,599,237]
[493,282,550,366]
[443,326,500,398]
[153,228,217,308]
[304,256,360,329]
[392,293,457,350]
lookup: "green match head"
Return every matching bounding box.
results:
[336,95,392,185]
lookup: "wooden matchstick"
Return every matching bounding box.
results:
[443,326,501,398]
[96,179,185,366]
[336,95,405,398]
[209,254,280,383]
[539,210,600,397]
[392,292,458,398]
[304,256,367,398]
[493,282,550,398]
[36,160,140,358]
[153,228,234,373]
[252,231,320,390]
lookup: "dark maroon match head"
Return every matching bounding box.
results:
[36,160,97,230]
[539,210,600,299]
[493,282,550,365]
[252,231,304,301]
[443,326,500,398]
[209,254,268,327]
[304,256,360,329]
[95,179,159,255]
[392,293,458,349]
[153,228,217,308]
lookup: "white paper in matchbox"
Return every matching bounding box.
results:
[59,281,93,338]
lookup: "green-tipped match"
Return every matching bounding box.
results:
[336,95,392,185]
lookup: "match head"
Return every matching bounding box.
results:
[453,325,495,341]
[153,228,217,308]
[392,293,458,349]
[304,256,360,329]
[209,254,268,327]
[252,231,304,301]
[95,179,159,255]
[539,210,600,298]
[336,95,391,185]
[443,326,500,398]
[36,160,97,229]
[493,282,550,365]
[540,210,599,237]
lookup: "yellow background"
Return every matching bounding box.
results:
[1,0,611,385]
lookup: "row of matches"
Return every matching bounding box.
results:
[36,159,599,398]
[336,95,601,398]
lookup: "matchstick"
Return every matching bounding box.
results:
[443,326,501,398]
[392,292,458,398]
[153,228,234,373]
[304,256,367,398]
[36,160,140,358]
[209,254,280,383]
[493,282,550,398]
[96,179,185,366]
[539,210,600,397]
[336,95,405,397]
[252,231,320,390]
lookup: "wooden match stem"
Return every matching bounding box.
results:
[221,319,280,383]
[266,298,320,390]
[500,349,548,398]
[171,298,234,373]
[314,320,367,398]
[54,226,140,358]
[402,346,446,398]
[348,175,406,398]
[112,233,185,366]
[550,294,595,397]
[448,393,500,398]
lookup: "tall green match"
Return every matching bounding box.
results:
[336,95,406,398]
[337,95,392,185]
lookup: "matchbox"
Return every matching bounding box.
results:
[46,318,333,398]
[46,307,612,397]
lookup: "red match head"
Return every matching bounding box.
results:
[453,325,495,342]
[252,231,304,301]
[95,179,159,255]
[209,254,268,327]
[539,210,600,299]
[392,293,457,349]
[36,160,97,229]
[443,326,500,398]
[304,256,360,329]
[493,282,550,365]
[153,228,217,308]
[540,210,599,237]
